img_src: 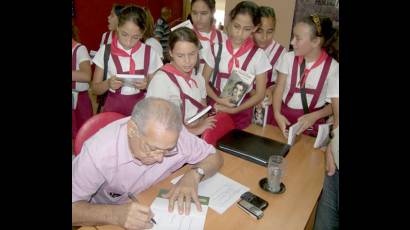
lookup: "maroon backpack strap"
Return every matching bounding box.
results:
[72,44,83,89]
[216,30,222,44]
[111,54,125,74]
[266,45,285,87]
[284,56,299,105]
[308,55,333,110]
[162,70,205,122]
[210,30,222,58]
[143,45,151,77]
[241,46,258,71]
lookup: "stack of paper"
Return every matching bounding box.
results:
[171,172,249,214]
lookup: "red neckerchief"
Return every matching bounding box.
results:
[297,49,328,88]
[193,25,218,45]
[226,37,254,74]
[72,39,77,49]
[162,63,198,88]
[110,35,142,74]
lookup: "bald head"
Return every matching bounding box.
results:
[130,97,182,136]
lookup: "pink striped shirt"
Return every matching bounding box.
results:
[72,117,215,204]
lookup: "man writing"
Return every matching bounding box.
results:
[72,97,224,229]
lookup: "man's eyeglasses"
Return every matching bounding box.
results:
[129,121,179,158]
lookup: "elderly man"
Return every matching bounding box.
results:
[72,97,223,229]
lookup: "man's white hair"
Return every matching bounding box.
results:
[131,97,182,135]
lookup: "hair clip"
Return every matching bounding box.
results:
[310,14,322,37]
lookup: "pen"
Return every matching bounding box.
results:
[127,192,157,225]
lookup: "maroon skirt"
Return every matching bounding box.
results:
[72,91,93,139]
[103,90,145,116]
[270,103,325,137]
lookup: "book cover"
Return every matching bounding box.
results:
[252,103,268,127]
[116,74,145,87]
[170,19,193,31]
[220,68,255,107]
[313,123,333,148]
[287,122,302,146]
[186,105,212,125]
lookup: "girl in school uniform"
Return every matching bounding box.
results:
[72,23,93,139]
[190,0,227,75]
[202,1,271,129]
[92,5,163,116]
[253,6,286,125]
[273,14,339,137]
[147,27,216,135]
[100,4,124,46]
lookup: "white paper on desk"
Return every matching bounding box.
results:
[287,122,302,145]
[314,123,332,148]
[171,172,249,214]
[151,196,208,230]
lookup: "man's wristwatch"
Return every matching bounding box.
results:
[192,166,205,182]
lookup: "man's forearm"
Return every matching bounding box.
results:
[72,201,120,227]
[193,151,224,181]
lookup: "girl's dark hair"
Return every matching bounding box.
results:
[229,1,261,26]
[168,27,201,74]
[142,8,155,41]
[191,0,216,11]
[118,5,147,32]
[112,4,125,16]
[299,14,338,60]
[259,6,276,28]
[72,20,79,42]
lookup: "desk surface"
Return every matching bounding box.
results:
[76,125,324,230]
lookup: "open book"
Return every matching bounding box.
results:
[116,74,145,95]
[220,68,255,107]
[186,105,212,125]
[171,19,194,31]
[252,103,268,127]
[314,123,333,148]
[151,189,209,230]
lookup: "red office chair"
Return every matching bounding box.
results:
[73,112,126,156]
[202,112,235,146]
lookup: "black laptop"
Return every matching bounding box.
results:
[216,129,291,167]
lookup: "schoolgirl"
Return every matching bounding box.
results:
[147,27,215,135]
[92,5,163,116]
[202,1,271,129]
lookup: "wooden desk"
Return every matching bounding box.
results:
[77,125,324,230]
